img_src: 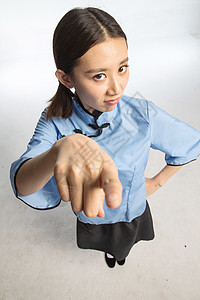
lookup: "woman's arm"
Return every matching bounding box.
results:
[15,147,57,196]
[145,164,183,197]
[15,134,123,218]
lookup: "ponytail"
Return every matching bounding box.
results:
[46,83,75,120]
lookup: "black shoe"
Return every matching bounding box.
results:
[105,253,116,268]
[117,258,126,266]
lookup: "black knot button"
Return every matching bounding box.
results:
[100,122,110,129]
[73,122,110,138]
[73,129,87,136]
[88,122,110,130]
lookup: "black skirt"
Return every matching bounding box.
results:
[76,201,155,261]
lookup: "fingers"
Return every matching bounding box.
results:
[54,160,122,217]
[100,164,123,209]
[83,162,122,218]
[67,165,83,212]
[53,134,122,219]
[84,177,105,218]
[54,165,70,202]
[54,163,84,212]
[83,176,100,217]
[97,190,105,218]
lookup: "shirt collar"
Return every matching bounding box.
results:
[72,96,118,125]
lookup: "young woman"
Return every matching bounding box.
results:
[10,7,200,268]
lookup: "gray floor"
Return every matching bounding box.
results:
[1,10,200,300]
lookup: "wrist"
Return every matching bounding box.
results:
[152,176,163,188]
[48,143,59,175]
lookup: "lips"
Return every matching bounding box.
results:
[105,97,120,102]
[105,97,120,105]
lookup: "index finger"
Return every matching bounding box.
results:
[100,164,122,209]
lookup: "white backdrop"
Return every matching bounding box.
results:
[1,1,200,299]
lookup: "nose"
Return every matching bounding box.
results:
[106,76,120,96]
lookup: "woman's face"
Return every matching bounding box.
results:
[70,37,129,113]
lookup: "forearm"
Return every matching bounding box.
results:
[153,164,183,188]
[15,146,57,196]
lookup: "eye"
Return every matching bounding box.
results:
[119,64,129,73]
[93,73,106,80]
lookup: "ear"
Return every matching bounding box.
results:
[55,69,74,89]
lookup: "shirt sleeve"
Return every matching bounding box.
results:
[10,109,61,209]
[147,100,200,165]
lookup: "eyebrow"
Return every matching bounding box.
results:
[85,57,129,74]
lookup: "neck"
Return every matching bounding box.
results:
[74,95,103,118]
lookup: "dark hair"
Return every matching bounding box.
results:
[46,7,127,120]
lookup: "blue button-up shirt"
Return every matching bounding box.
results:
[10,95,200,224]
